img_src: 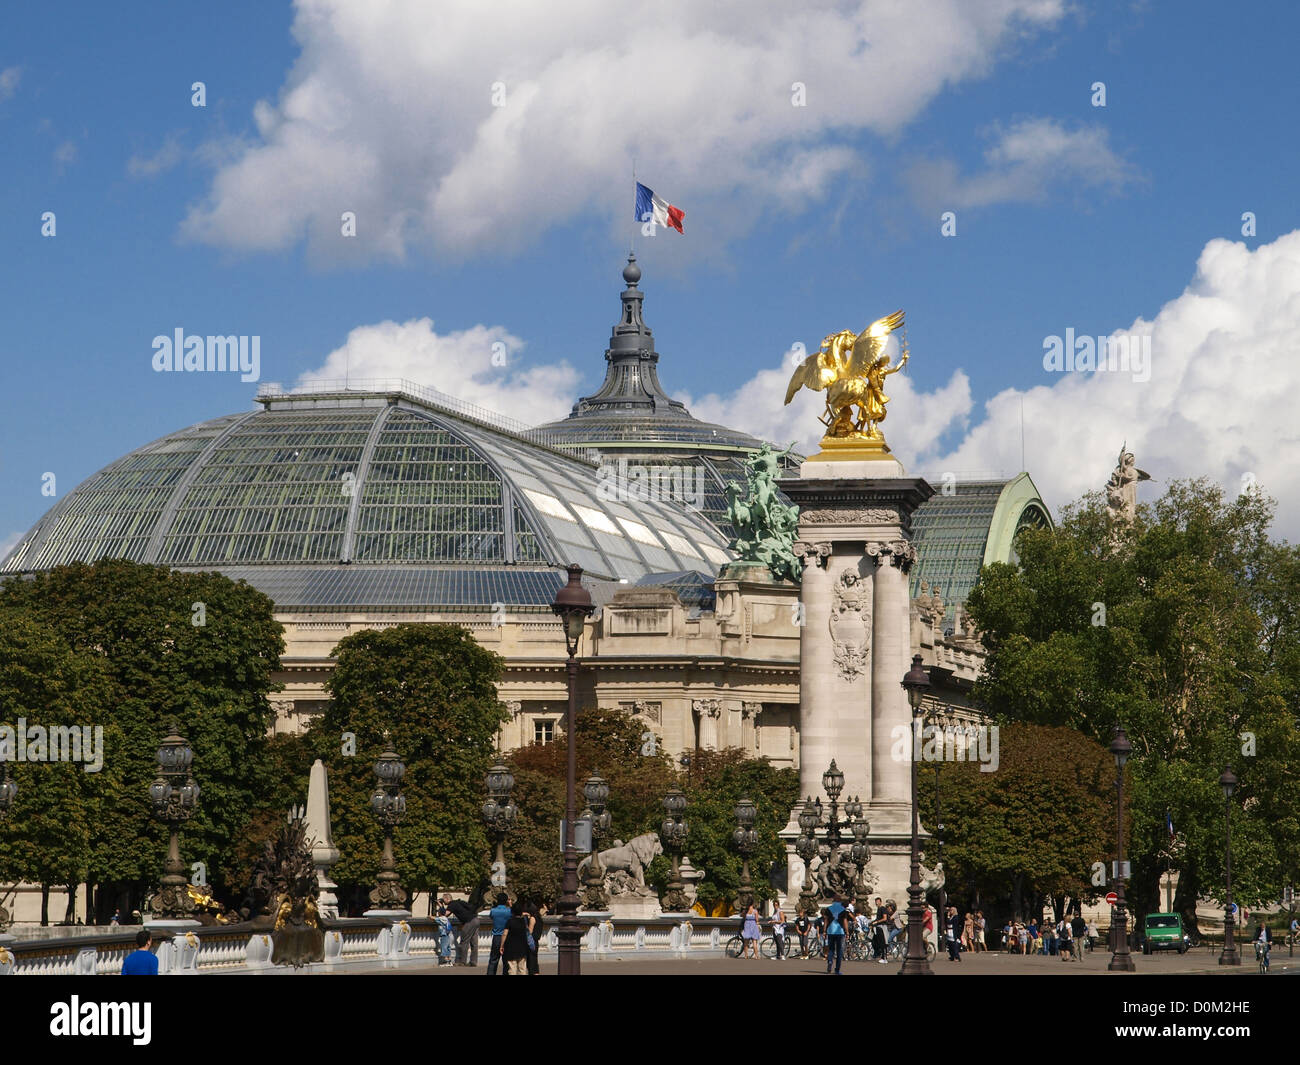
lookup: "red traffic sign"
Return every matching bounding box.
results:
[1105,892,1118,906]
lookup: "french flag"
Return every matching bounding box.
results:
[635,182,685,234]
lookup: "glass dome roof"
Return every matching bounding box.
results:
[2,384,733,607]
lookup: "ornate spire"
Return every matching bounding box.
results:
[568,255,687,416]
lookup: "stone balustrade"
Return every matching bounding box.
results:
[0,916,741,974]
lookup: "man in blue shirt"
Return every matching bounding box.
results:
[486,893,511,975]
[824,895,847,975]
[121,930,159,975]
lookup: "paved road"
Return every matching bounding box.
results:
[359,945,1297,976]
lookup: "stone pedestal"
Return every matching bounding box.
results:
[780,455,934,907]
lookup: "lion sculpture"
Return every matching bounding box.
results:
[577,832,663,889]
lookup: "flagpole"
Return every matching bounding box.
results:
[631,158,637,256]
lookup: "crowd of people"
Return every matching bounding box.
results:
[996,913,1093,959]
[434,891,549,975]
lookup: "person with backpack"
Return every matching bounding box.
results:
[824,895,847,975]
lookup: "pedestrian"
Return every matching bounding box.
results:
[435,894,454,965]
[871,896,888,960]
[974,910,986,952]
[447,896,480,966]
[1071,912,1087,962]
[923,904,935,955]
[886,901,904,961]
[741,901,762,960]
[121,930,158,975]
[110,909,121,927]
[1057,918,1072,961]
[486,892,512,975]
[499,900,532,975]
[945,905,962,962]
[795,911,812,958]
[1043,917,1056,956]
[824,895,847,975]
[523,898,544,975]
[771,901,788,961]
[961,910,974,952]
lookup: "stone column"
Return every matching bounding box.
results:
[693,698,721,750]
[866,539,918,835]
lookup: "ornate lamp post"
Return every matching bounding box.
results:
[148,726,202,920]
[0,766,15,933]
[732,796,759,912]
[580,774,612,910]
[795,799,822,915]
[1107,726,1135,971]
[900,654,934,975]
[659,788,690,913]
[551,563,594,975]
[482,760,518,895]
[368,735,409,912]
[1218,767,1241,966]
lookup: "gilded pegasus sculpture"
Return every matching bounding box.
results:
[784,310,909,447]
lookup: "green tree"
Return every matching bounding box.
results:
[0,559,285,918]
[677,748,799,914]
[917,724,1117,919]
[305,623,507,908]
[967,479,1300,924]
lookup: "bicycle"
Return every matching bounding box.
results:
[886,931,937,961]
[1256,941,1270,974]
[725,934,779,959]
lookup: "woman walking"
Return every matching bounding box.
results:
[499,900,533,975]
[741,901,762,960]
[961,911,974,952]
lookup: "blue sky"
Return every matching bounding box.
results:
[4,0,1300,552]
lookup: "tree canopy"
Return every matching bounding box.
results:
[966,478,1300,920]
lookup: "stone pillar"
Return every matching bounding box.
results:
[305,759,341,920]
[693,698,721,750]
[779,459,934,906]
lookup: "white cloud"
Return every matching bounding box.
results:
[0,66,20,103]
[906,117,1138,209]
[297,318,580,427]
[53,139,77,173]
[182,0,1066,261]
[127,135,185,178]
[917,229,1300,536]
[675,230,1300,540]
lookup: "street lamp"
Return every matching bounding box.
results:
[581,774,612,910]
[795,799,822,916]
[659,788,690,913]
[0,766,15,932]
[482,760,518,896]
[368,734,409,912]
[1218,767,1241,966]
[1107,726,1135,971]
[551,563,594,975]
[900,654,934,975]
[732,796,759,912]
[148,726,203,920]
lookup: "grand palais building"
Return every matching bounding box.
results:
[2,257,1052,769]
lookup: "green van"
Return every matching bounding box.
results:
[1142,912,1187,954]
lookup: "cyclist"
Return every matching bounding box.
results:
[1254,922,1272,970]
[1289,915,1299,947]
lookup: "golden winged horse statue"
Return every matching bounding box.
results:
[784,310,909,447]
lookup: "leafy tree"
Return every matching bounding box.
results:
[677,748,799,913]
[305,623,508,906]
[916,723,1118,920]
[967,479,1300,925]
[0,559,284,919]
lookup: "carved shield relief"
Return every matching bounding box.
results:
[829,567,871,679]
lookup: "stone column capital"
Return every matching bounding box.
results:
[866,539,917,573]
[693,698,722,719]
[741,701,763,719]
[792,540,833,568]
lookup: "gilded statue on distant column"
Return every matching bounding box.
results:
[784,310,909,460]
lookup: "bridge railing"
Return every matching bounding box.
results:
[0,915,740,975]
